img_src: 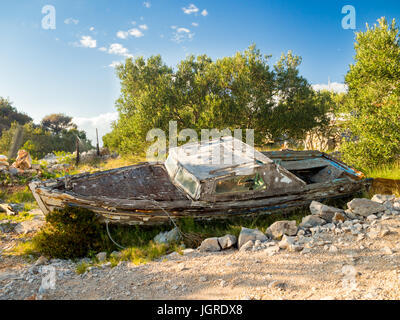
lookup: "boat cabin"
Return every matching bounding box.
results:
[165,137,306,201]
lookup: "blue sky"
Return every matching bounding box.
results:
[1,0,400,143]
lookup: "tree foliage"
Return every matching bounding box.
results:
[41,113,77,134]
[340,17,400,169]
[0,97,32,135]
[0,121,92,159]
[104,45,329,154]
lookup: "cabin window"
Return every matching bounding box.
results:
[175,167,200,198]
[215,173,266,194]
[165,155,179,178]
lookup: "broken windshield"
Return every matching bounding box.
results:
[215,173,266,194]
[174,167,200,198]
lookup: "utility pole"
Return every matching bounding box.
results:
[96,128,100,156]
[75,137,80,166]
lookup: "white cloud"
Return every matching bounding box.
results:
[143,1,151,8]
[80,36,97,48]
[131,21,137,25]
[172,27,195,43]
[129,28,144,38]
[117,28,144,39]
[192,22,199,27]
[312,82,348,94]
[116,30,129,39]
[109,61,123,68]
[73,112,119,147]
[139,24,148,30]
[99,47,107,52]
[201,9,208,16]
[108,43,133,57]
[182,4,199,14]
[177,27,190,33]
[89,27,95,31]
[64,17,79,25]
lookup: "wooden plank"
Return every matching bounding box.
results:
[262,150,323,160]
[279,158,330,171]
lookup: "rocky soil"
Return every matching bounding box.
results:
[1,196,400,300]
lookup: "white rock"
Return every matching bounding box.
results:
[238,227,267,249]
[367,215,377,221]
[356,234,365,241]
[96,252,107,262]
[278,235,296,250]
[266,220,298,240]
[220,280,228,287]
[265,245,280,256]
[239,240,254,252]
[310,201,344,222]
[199,237,221,252]
[367,230,380,239]
[182,249,195,255]
[393,202,400,211]
[299,215,326,228]
[217,234,237,250]
[301,248,312,255]
[382,247,393,255]
[329,245,338,252]
[347,198,386,217]
[371,194,395,204]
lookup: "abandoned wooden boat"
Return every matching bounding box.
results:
[29,137,371,225]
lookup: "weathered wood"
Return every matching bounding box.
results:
[279,158,329,171]
[262,150,323,160]
[28,151,370,226]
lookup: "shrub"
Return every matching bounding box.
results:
[33,207,107,259]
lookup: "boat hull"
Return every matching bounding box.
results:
[29,175,371,226]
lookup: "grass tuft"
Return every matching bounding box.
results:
[365,162,400,180]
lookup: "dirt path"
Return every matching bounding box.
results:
[1,212,400,300]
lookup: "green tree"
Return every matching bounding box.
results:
[0,97,32,135]
[340,17,400,168]
[104,45,329,155]
[0,122,93,159]
[41,113,77,134]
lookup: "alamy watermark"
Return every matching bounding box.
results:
[39,265,56,295]
[342,264,358,292]
[41,5,56,30]
[342,5,356,30]
[146,121,255,164]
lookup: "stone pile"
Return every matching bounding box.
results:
[196,195,400,254]
[0,150,40,177]
[76,148,119,164]
[40,148,119,172]
[0,203,24,216]
[0,155,9,171]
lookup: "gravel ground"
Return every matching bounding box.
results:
[1,210,400,300]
